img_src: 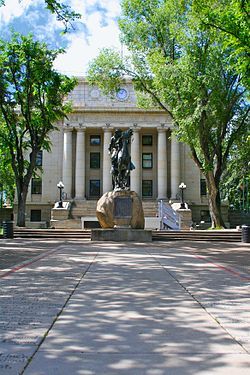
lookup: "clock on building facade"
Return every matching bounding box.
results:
[116,88,128,101]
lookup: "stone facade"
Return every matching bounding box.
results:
[16,78,226,228]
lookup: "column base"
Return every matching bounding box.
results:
[74,196,86,200]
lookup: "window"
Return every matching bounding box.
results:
[200,179,207,196]
[90,135,101,145]
[90,152,100,169]
[31,178,42,194]
[35,151,43,166]
[89,180,100,197]
[30,210,41,222]
[142,135,152,146]
[142,180,153,197]
[142,153,153,168]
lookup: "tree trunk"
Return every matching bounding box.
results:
[206,171,225,228]
[16,187,28,227]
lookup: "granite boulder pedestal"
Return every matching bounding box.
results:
[91,190,152,242]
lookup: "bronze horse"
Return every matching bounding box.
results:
[109,128,135,190]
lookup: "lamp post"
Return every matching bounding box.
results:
[179,182,187,209]
[57,181,64,208]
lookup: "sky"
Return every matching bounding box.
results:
[0,0,122,76]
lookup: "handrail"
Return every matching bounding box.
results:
[158,200,180,230]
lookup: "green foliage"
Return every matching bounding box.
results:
[0,0,81,32]
[192,0,250,89]
[87,48,126,96]
[221,134,250,211]
[0,32,77,225]
[44,0,81,32]
[0,32,76,155]
[0,130,15,205]
[87,0,250,227]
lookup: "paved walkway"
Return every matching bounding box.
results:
[0,239,249,374]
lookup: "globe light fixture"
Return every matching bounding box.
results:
[179,182,187,209]
[57,181,64,208]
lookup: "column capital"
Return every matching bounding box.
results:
[63,126,73,132]
[76,126,86,132]
[132,124,141,132]
[102,125,113,133]
[157,126,167,133]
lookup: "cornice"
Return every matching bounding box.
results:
[71,106,169,115]
[75,76,133,84]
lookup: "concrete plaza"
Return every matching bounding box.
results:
[0,238,249,374]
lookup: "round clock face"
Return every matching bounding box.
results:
[90,89,100,99]
[116,88,128,101]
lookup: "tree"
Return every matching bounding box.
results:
[0,33,76,226]
[0,0,81,32]
[221,134,250,212]
[0,134,15,206]
[192,0,250,89]
[87,0,250,228]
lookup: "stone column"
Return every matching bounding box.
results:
[62,128,73,199]
[102,127,113,193]
[75,127,86,199]
[157,127,167,199]
[171,132,181,200]
[130,127,141,195]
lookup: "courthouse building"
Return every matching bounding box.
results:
[21,78,214,228]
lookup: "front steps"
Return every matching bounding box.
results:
[14,228,91,239]
[142,201,159,217]
[12,228,242,242]
[50,199,160,229]
[70,199,159,219]
[152,230,241,242]
[70,200,98,219]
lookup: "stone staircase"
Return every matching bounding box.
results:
[12,228,242,242]
[49,199,159,230]
[142,200,159,217]
[152,229,241,242]
[14,228,91,239]
[69,199,159,219]
[70,200,97,219]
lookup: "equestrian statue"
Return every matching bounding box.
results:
[108,128,135,190]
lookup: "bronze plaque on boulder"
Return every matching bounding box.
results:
[96,190,145,229]
[114,196,132,218]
